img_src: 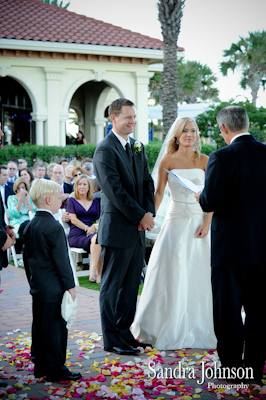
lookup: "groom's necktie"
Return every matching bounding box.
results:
[125,143,133,169]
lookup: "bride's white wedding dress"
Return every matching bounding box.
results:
[131,168,217,350]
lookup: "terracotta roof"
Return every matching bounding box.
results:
[0,0,170,51]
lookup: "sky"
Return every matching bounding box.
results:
[68,0,266,107]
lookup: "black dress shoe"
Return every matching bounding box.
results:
[126,338,153,349]
[47,371,82,381]
[104,343,140,355]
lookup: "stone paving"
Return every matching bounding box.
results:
[0,265,264,400]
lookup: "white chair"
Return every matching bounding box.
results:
[4,209,23,268]
[58,216,90,279]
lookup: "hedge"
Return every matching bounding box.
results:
[0,142,217,171]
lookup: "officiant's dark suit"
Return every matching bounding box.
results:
[23,211,75,379]
[199,106,266,380]
[93,99,155,355]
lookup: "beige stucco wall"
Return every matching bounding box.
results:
[0,54,153,146]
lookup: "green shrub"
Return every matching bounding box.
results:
[0,143,97,167]
[0,141,217,171]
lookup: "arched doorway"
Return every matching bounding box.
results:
[0,77,34,145]
[66,77,123,144]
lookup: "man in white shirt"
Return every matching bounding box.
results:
[0,165,14,207]
[7,161,19,185]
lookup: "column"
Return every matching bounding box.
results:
[134,72,153,144]
[94,117,107,144]
[31,112,47,145]
[59,112,69,147]
[44,68,64,146]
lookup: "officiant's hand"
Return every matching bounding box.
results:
[195,191,202,203]
[138,213,154,231]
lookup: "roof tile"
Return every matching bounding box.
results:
[0,0,170,51]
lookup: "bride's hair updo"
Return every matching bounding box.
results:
[166,117,201,158]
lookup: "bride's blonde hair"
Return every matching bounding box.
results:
[166,117,201,158]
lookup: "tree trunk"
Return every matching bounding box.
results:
[249,70,262,106]
[162,37,179,139]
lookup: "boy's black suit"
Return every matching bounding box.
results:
[23,211,75,378]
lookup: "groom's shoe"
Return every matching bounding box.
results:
[104,343,140,356]
[126,338,153,349]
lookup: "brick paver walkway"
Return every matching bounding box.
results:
[0,265,263,400]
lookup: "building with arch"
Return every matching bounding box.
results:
[0,0,184,146]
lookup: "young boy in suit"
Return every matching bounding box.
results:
[23,179,81,382]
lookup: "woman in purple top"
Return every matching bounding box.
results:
[67,175,101,284]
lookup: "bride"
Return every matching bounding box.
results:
[131,117,217,350]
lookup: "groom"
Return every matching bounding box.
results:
[197,106,266,381]
[93,98,155,355]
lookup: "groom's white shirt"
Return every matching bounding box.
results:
[230,132,250,144]
[112,130,131,150]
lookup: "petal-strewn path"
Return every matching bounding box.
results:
[0,265,265,400]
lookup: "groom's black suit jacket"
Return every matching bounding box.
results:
[200,134,266,267]
[93,131,155,347]
[93,131,155,248]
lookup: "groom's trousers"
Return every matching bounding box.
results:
[100,241,145,348]
[211,263,266,378]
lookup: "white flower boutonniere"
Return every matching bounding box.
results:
[134,140,143,155]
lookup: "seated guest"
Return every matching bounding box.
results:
[23,178,81,382]
[7,160,19,188]
[72,166,85,183]
[64,165,74,185]
[19,168,35,186]
[46,162,57,179]
[0,164,14,208]
[51,164,73,208]
[17,158,28,171]
[33,162,47,179]
[81,157,93,166]
[83,162,96,179]
[67,175,101,284]
[59,158,69,169]
[7,177,36,241]
[90,178,101,202]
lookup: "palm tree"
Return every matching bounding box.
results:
[178,60,219,103]
[157,0,186,138]
[220,30,266,106]
[149,59,219,104]
[39,0,70,9]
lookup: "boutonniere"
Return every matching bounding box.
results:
[133,140,143,155]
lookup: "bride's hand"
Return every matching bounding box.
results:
[196,223,210,238]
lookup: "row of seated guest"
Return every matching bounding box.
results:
[7,177,37,250]
[66,174,101,284]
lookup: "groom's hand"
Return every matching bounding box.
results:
[195,191,202,203]
[138,213,155,231]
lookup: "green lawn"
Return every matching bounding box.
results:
[78,277,143,295]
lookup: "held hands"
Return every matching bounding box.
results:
[194,191,202,203]
[85,224,97,236]
[195,223,210,239]
[138,213,155,232]
[5,225,16,240]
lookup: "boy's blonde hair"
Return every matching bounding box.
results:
[29,179,61,207]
